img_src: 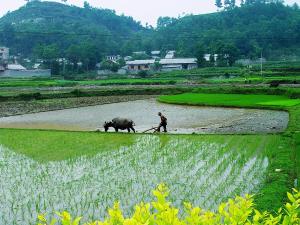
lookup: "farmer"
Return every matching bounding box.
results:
[157,112,167,133]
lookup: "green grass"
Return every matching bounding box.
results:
[0,78,183,88]
[159,93,300,108]
[0,129,136,162]
[0,130,290,223]
[204,75,300,84]
[0,128,292,212]
[0,65,299,89]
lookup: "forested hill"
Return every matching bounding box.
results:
[0,1,145,57]
[148,2,300,60]
[0,0,300,63]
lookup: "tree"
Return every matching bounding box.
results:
[132,53,151,60]
[195,45,206,67]
[224,0,236,9]
[79,42,99,71]
[152,61,162,71]
[117,58,126,67]
[292,3,299,10]
[83,1,91,9]
[209,54,216,66]
[215,0,223,9]
[230,0,236,8]
[0,23,15,47]
[100,60,120,72]
[33,44,60,75]
[224,0,231,9]
[217,43,239,66]
[157,17,176,29]
[245,0,255,5]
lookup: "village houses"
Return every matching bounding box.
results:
[126,59,155,71]
[126,50,198,72]
[0,47,9,71]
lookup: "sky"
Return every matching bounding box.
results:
[1,0,300,26]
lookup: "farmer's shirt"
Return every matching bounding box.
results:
[160,115,167,125]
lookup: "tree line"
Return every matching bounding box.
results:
[0,0,299,75]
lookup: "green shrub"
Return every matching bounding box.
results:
[17,92,42,100]
[138,70,149,78]
[70,89,85,97]
[37,185,300,225]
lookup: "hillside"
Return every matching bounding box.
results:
[145,2,300,60]
[0,1,145,56]
[0,1,299,70]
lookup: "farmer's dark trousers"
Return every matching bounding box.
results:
[158,123,167,132]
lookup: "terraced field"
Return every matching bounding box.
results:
[0,130,284,224]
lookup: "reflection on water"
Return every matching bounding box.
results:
[0,99,289,134]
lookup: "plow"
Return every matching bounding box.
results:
[142,127,159,133]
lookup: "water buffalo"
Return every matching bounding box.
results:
[104,118,136,133]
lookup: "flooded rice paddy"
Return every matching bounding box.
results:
[0,99,288,134]
[0,135,270,224]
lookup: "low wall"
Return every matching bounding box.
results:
[0,69,51,78]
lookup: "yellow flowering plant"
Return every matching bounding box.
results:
[37,185,300,225]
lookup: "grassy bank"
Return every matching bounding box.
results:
[159,93,300,108]
[1,84,300,103]
[0,86,188,101]
[0,78,184,88]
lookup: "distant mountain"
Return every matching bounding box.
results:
[148,2,300,60]
[1,0,299,66]
[0,1,145,57]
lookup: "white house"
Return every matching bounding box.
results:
[204,54,218,62]
[165,50,176,59]
[151,51,161,59]
[159,58,197,71]
[132,51,146,55]
[106,55,121,61]
[151,51,160,55]
[7,64,26,71]
[0,47,9,62]
[33,63,42,69]
[124,56,133,61]
[126,59,155,71]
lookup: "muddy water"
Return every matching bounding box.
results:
[0,99,288,134]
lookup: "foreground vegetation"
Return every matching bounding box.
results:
[39,184,300,225]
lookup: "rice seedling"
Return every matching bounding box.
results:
[0,135,271,224]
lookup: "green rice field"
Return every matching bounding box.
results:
[0,129,290,224]
[0,92,299,224]
[159,93,300,107]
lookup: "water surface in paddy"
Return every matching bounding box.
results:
[0,99,288,134]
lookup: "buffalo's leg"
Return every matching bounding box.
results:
[127,128,131,133]
[131,126,136,133]
[115,128,119,132]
